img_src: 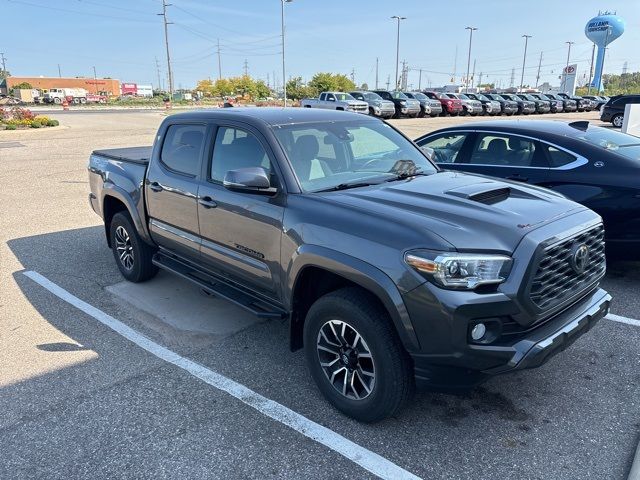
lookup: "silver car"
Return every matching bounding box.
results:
[448,93,483,116]
[349,91,396,119]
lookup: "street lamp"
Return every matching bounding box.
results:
[391,15,406,90]
[519,34,532,93]
[281,0,293,107]
[465,26,477,93]
[563,41,574,91]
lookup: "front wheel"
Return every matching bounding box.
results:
[109,212,158,282]
[612,114,624,128]
[303,287,414,422]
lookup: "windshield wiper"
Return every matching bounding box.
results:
[385,171,429,182]
[317,181,379,192]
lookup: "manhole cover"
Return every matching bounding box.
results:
[0,142,25,149]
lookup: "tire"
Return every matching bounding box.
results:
[80,97,87,104]
[303,287,414,422]
[612,114,624,128]
[369,107,375,116]
[109,212,158,282]
[53,97,62,104]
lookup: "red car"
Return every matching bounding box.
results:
[424,91,463,116]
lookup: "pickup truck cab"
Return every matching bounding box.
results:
[301,92,368,114]
[89,108,611,422]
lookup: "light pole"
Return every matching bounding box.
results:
[391,15,406,90]
[563,41,574,91]
[519,34,532,93]
[465,26,477,93]
[92,66,98,94]
[281,0,293,107]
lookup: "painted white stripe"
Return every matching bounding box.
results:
[606,313,640,328]
[23,271,421,480]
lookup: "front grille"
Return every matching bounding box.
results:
[529,224,605,311]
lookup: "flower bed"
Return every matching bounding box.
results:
[0,107,59,130]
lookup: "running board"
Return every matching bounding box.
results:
[152,252,286,319]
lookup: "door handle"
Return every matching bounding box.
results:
[198,196,217,209]
[506,174,528,182]
[149,182,163,192]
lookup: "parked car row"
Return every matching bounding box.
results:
[301,89,607,121]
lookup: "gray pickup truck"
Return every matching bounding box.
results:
[89,108,610,422]
[300,92,368,114]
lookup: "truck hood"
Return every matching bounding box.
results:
[323,171,587,253]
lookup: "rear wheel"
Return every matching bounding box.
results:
[612,113,624,128]
[109,212,158,282]
[303,287,414,422]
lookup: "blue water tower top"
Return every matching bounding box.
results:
[585,13,625,46]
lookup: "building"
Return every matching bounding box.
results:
[1,76,120,96]
[137,84,153,97]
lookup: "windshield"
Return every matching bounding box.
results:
[335,93,355,101]
[445,93,458,99]
[475,94,489,101]
[363,92,383,101]
[273,120,437,193]
[391,91,408,99]
[575,126,640,161]
[411,92,427,100]
[457,94,470,100]
[521,94,535,101]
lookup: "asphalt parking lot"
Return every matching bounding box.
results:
[1,109,639,479]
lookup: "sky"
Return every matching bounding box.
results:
[2,0,639,91]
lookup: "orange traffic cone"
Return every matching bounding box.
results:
[62,99,69,111]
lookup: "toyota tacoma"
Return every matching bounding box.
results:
[89,108,611,422]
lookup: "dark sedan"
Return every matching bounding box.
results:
[415,120,640,253]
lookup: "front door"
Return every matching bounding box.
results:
[197,124,284,298]
[145,122,208,258]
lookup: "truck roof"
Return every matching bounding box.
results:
[165,107,373,126]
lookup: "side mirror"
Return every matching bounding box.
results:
[420,145,436,162]
[223,167,275,193]
[328,97,336,102]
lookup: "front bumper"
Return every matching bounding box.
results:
[372,105,396,118]
[400,105,421,116]
[503,105,518,114]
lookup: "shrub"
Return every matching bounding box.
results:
[10,106,35,121]
[30,121,42,128]
[0,107,6,121]
[6,124,17,130]
[47,119,59,127]
[34,115,50,124]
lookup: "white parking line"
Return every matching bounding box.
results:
[23,271,421,480]
[606,314,640,328]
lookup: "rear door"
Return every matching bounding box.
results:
[145,121,209,258]
[450,132,551,184]
[196,123,284,298]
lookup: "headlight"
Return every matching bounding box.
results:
[399,100,407,105]
[405,250,512,290]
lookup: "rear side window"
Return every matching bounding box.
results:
[469,134,538,167]
[160,124,206,176]
[543,145,577,167]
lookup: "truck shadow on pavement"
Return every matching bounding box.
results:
[6,226,640,480]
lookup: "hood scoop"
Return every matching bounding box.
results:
[445,183,512,205]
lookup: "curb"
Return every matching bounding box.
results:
[629,438,640,480]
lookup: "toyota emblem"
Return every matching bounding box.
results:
[570,243,589,274]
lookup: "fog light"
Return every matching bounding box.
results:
[471,323,486,341]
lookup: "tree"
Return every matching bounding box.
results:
[285,77,315,100]
[360,83,369,90]
[253,79,271,99]
[477,83,495,90]
[308,72,356,95]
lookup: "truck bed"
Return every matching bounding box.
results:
[92,146,152,165]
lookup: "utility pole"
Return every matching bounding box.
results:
[418,69,422,90]
[350,68,355,85]
[464,26,477,93]
[155,57,162,92]
[158,0,174,97]
[478,72,483,88]
[0,53,6,78]
[386,74,390,90]
[217,38,222,80]
[391,16,406,90]
[267,72,270,89]
[535,51,543,88]
[510,68,515,88]
[587,43,596,94]
[453,45,458,82]
[92,66,98,94]
[58,64,62,78]
[243,59,249,77]
[471,59,476,90]
[520,34,532,93]
[375,57,379,89]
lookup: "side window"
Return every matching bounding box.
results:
[319,93,326,101]
[468,134,538,166]
[210,127,270,183]
[417,133,468,163]
[160,124,206,176]
[544,145,577,168]
[326,93,335,101]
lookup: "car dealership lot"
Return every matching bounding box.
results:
[1,110,639,479]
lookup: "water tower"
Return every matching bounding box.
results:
[585,12,625,92]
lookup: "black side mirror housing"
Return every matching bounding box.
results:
[223,167,275,194]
